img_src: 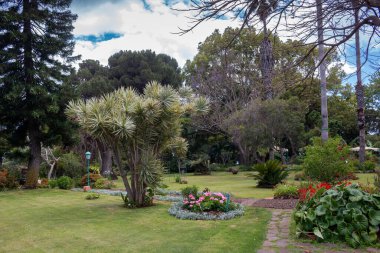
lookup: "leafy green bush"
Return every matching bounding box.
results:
[274,184,299,199]
[57,152,85,178]
[57,176,73,190]
[181,185,199,198]
[252,160,288,188]
[303,137,353,183]
[48,179,57,189]
[94,178,115,189]
[294,184,380,248]
[85,193,100,200]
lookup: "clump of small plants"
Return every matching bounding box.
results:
[85,193,100,200]
[294,182,380,248]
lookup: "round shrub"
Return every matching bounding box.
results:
[274,184,299,199]
[294,183,380,248]
[94,178,115,189]
[48,179,57,189]
[303,137,353,183]
[57,176,73,190]
[252,160,288,188]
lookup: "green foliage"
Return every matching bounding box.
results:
[294,184,380,248]
[89,165,100,174]
[94,178,115,189]
[57,152,84,179]
[303,137,353,183]
[252,160,288,188]
[294,172,306,181]
[0,0,79,187]
[375,170,380,191]
[48,179,57,189]
[108,50,182,93]
[85,193,100,200]
[67,82,208,207]
[274,184,299,199]
[181,185,199,198]
[57,176,73,190]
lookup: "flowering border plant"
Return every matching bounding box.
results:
[182,191,235,212]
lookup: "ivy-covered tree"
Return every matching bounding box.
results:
[0,0,78,188]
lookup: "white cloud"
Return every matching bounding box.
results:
[72,0,240,68]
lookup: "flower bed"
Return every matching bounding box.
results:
[169,201,244,220]
[169,190,244,220]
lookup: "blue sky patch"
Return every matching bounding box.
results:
[75,32,123,43]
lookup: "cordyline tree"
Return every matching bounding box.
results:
[0,0,78,187]
[66,82,208,207]
[176,0,380,162]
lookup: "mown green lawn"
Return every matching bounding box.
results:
[0,189,271,253]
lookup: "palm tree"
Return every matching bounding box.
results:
[66,82,208,207]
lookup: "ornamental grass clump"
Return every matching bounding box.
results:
[294,183,380,248]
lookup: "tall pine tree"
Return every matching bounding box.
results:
[0,0,78,188]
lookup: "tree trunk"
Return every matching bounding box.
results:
[316,0,329,142]
[97,140,115,178]
[47,163,55,180]
[25,125,41,188]
[260,19,274,100]
[0,154,3,167]
[352,0,366,163]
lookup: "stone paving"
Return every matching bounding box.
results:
[257,209,379,253]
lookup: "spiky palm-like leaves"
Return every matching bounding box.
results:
[253,160,288,188]
[67,81,208,207]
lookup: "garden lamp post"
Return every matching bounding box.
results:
[85,151,91,187]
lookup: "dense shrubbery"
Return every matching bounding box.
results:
[294,183,380,248]
[81,173,101,187]
[274,184,299,199]
[303,137,353,183]
[56,152,84,178]
[48,179,57,188]
[181,185,198,198]
[94,178,115,189]
[0,169,18,190]
[252,160,288,188]
[85,193,100,200]
[57,176,73,190]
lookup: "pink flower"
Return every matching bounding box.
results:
[189,205,193,208]
[189,194,195,199]
[210,197,215,200]
[219,200,224,204]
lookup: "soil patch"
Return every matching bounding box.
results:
[251,199,298,209]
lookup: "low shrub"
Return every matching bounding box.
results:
[252,160,288,188]
[37,178,49,188]
[85,193,100,200]
[294,183,380,248]
[231,168,239,175]
[175,175,181,183]
[94,178,115,189]
[0,169,19,190]
[57,176,73,190]
[179,179,188,184]
[181,185,198,198]
[56,152,85,178]
[81,173,101,187]
[48,179,57,189]
[303,137,353,183]
[274,184,299,199]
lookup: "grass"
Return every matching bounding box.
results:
[0,189,271,253]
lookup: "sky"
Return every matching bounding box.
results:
[71,0,240,68]
[70,0,377,84]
